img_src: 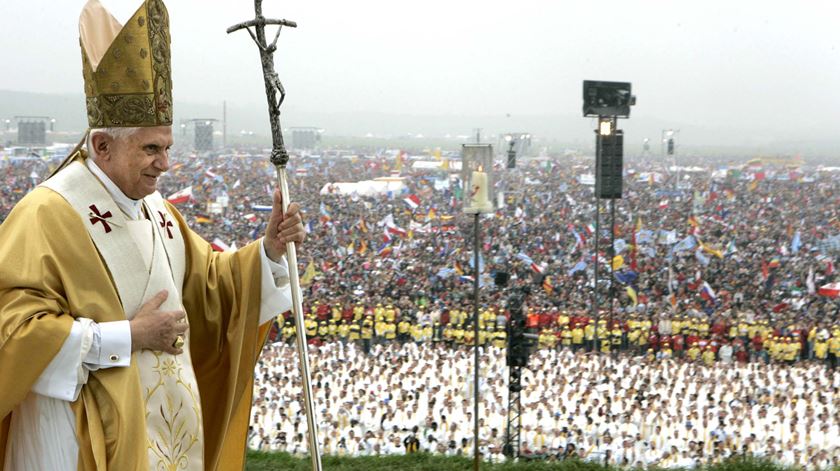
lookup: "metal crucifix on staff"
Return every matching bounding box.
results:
[227,3,323,470]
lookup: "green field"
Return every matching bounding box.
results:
[246,452,792,470]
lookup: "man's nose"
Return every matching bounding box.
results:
[157,149,170,172]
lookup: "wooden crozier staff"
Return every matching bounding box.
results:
[227,4,322,470]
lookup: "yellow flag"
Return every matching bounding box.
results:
[626,286,638,306]
[702,243,724,259]
[301,260,318,286]
[543,276,553,295]
[612,255,624,271]
[359,240,368,255]
[697,238,724,259]
[395,151,404,171]
[441,159,450,170]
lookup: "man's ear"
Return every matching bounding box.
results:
[90,133,113,161]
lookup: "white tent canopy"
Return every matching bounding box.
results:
[320,177,407,196]
[668,165,707,173]
[411,160,462,171]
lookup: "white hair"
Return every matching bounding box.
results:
[86,127,141,160]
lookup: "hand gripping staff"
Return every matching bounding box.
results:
[227,4,322,470]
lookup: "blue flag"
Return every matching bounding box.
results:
[614,239,628,254]
[672,235,697,253]
[436,268,456,278]
[695,249,710,266]
[791,230,802,253]
[635,229,655,245]
[568,261,587,276]
[614,270,638,285]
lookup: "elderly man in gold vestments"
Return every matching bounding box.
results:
[0,0,306,469]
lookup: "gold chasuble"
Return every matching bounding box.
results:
[1,1,271,469]
[0,159,267,470]
[42,161,205,468]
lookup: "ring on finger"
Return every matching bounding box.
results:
[173,335,185,349]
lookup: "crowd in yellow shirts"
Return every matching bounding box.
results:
[273,300,840,369]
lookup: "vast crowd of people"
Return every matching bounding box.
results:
[2,143,839,468]
[251,341,840,468]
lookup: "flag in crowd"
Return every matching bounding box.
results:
[166,186,193,204]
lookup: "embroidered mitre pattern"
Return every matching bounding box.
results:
[80,0,172,128]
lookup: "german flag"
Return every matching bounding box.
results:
[196,214,213,224]
[378,246,392,258]
[427,208,437,221]
[687,215,699,228]
[543,276,553,295]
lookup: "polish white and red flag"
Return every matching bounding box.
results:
[211,238,230,252]
[699,281,717,301]
[387,225,408,238]
[403,194,421,210]
[166,186,193,204]
[818,283,840,298]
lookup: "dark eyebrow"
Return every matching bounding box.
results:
[143,143,170,152]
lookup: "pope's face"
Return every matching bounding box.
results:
[99,126,172,199]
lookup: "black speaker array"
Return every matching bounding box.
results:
[596,131,623,199]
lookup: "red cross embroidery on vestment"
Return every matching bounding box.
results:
[88,204,113,233]
[158,211,174,239]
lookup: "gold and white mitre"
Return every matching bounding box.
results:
[79,0,173,128]
[51,0,174,178]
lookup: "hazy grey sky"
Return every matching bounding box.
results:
[2,0,839,138]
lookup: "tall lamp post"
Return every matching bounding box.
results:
[662,129,680,190]
[582,80,635,354]
[503,133,532,169]
[462,143,495,471]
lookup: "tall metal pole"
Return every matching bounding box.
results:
[473,212,481,471]
[673,130,680,192]
[592,130,601,352]
[661,129,666,158]
[227,5,322,470]
[609,197,616,356]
